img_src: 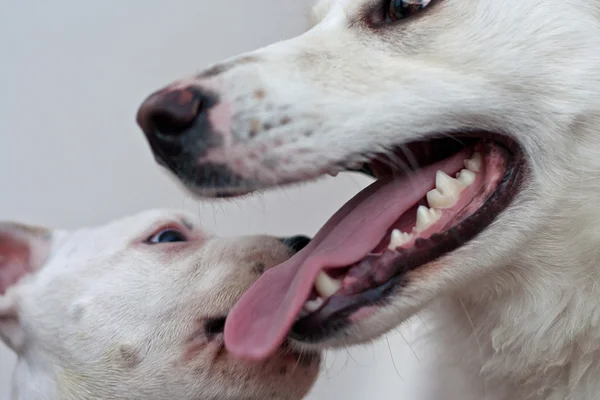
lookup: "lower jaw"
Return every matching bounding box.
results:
[291,139,526,343]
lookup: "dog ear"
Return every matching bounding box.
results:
[0,222,53,351]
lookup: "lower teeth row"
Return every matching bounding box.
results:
[387,152,481,250]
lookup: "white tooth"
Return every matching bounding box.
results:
[464,152,482,172]
[435,171,462,196]
[388,229,413,250]
[426,188,457,209]
[414,206,442,232]
[457,169,476,186]
[315,272,341,298]
[304,297,324,312]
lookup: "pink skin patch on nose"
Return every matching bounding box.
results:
[160,76,232,139]
[208,101,232,142]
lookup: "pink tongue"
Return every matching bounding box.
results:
[224,149,470,361]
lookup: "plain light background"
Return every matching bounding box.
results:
[0,0,464,398]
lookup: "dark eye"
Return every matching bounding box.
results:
[387,0,431,22]
[147,229,187,244]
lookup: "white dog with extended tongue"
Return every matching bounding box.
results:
[0,210,319,400]
[135,0,600,398]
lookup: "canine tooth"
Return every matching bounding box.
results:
[388,229,413,250]
[457,169,476,186]
[304,297,324,313]
[435,171,462,196]
[427,188,457,209]
[315,272,341,298]
[464,152,482,172]
[414,206,442,232]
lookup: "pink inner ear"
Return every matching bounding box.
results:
[0,235,32,296]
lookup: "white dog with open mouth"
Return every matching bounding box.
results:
[135,0,600,398]
[0,210,319,399]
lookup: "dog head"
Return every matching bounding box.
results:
[0,210,319,399]
[135,0,600,361]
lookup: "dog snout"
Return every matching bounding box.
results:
[279,236,311,253]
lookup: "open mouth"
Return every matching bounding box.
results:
[223,132,526,360]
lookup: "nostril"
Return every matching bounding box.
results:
[137,87,205,138]
[150,109,197,137]
[280,235,312,253]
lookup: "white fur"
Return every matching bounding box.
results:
[0,210,319,400]
[149,0,600,398]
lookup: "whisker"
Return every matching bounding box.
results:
[459,299,489,400]
[395,327,420,363]
[385,336,404,382]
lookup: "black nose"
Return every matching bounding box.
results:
[136,87,213,139]
[280,235,311,253]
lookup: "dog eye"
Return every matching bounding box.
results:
[386,0,431,22]
[146,229,187,244]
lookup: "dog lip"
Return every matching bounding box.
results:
[289,277,402,343]
[289,143,527,343]
[178,130,522,196]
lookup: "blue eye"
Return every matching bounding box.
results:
[387,0,431,22]
[147,229,187,244]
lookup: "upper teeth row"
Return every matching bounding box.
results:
[388,152,481,250]
[305,153,482,315]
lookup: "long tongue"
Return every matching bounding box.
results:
[224,149,470,360]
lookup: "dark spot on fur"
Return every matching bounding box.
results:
[119,345,141,368]
[263,123,273,131]
[304,131,313,137]
[280,116,291,125]
[279,366,288,375]
[254,89,266,100]
[249,120,261,138]
[197,55,260,79]
[197,64,231,79]
[253,262,266,275]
